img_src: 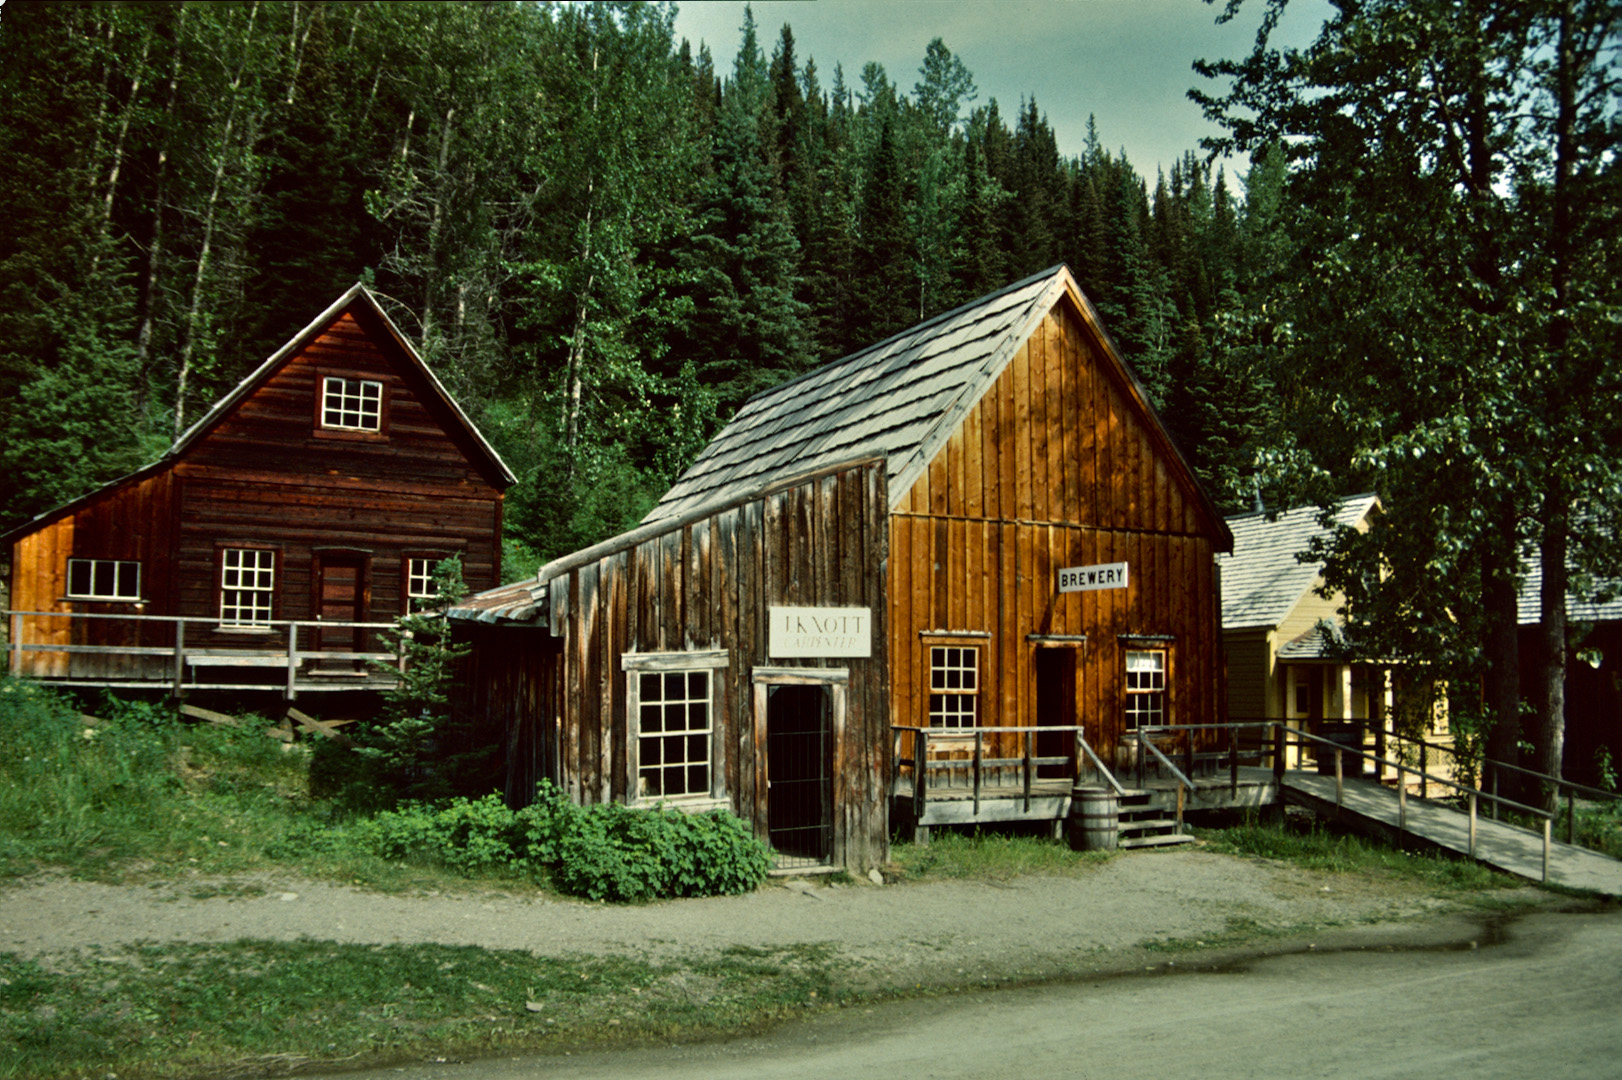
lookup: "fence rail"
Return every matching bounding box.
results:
[6,609,404,698]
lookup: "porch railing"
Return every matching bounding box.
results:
[891,724,1111,820]
[6,609,404,698]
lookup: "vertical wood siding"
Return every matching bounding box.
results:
[479,459,891,871]
[889,302,1223,762]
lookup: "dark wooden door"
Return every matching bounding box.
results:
[314,553,367,655]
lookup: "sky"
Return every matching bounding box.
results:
[670,0,1331,179]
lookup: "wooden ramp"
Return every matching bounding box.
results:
[1282,770,1622,897]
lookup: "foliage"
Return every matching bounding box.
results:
[893,827,1113,882]
[1198,811,1512,891]
[351,782,772,902]
[0,937,847,1080]
[0,678,305,879]
[356,556,483,804]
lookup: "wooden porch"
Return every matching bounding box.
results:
[5,609,404,698]
[890,723,1279,847]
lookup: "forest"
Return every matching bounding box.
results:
[0,0,1618,790]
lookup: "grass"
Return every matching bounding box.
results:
[892,826,1115,881]
[0,940,850,1080]
[1194,810,1520,891]
[0,679,1568,1077]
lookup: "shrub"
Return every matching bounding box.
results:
[351,782,772,900]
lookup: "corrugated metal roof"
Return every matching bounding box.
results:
[644,267,1065,523]
[1218,496,1380,630]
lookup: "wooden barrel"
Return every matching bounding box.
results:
[1065,785,1118,851]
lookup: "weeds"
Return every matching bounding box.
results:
[0,940,847,1080]
[893,828,1114,882]
[1196,811,1516,891]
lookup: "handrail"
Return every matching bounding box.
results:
[1077,734,1126,797]
[1139,737,1196,792]
[6,608,407,698]
[891,724,1106,815]
[1482,754,1622,804]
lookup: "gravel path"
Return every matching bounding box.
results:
[0,848,1543,984]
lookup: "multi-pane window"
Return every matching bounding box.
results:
[406,557,438,603]
[1125,650,1166,730]
[636,670,712,799]
[928,645,980,728]
[66,559,141,601]
[321,376,383,431]
[220,548,276,626]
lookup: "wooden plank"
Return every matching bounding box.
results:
[964,401,984,520]
[1031,314,1052,523]
[285,707,357,747]
[1013,342,1033,521]
[1059,307,1081,523]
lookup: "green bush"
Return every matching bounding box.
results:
[351,783,771,901]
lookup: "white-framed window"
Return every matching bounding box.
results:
[220,548,276,626]
[1125,649,1167,730]
[622,651,728,804]
[66,558,141,601]
[321,376,383,431]
[928,644,980,728]
[406,557,438,602]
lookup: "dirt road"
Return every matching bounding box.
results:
[316,908,1622,1080]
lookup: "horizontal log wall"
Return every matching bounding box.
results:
[7,301,506,682]
[534,459,890,870]
[891,301,1223,762]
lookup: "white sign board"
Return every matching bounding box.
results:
[769,606,872,658]
[1057,562,1130,594]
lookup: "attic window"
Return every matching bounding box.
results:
[321,376,383,432]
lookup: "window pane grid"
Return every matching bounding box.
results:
[66,559,141,601]
[1125,650,1166,730]
[928,645,979,729]
[637,669,711,799]
[220,549,275,626]
[406,557,437,599]
[322,377,382,431]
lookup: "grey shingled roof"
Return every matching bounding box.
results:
[645,267,1070,523]
[1517,554,1622,625]
[1218,496,1380,630]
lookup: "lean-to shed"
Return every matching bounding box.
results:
[453,265,1233,869]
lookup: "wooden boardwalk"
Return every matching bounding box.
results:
[1282,770,1622,897]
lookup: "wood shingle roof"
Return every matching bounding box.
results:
[1218,495,1380,630]
[647,266,1082,524]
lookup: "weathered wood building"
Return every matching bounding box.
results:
[4,285,513,693]
[452,266,1233,870]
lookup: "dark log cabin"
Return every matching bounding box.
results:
[4,285,512,694]
[451,266,1233,870]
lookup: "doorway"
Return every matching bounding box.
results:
[765,683,832,867]
[312,551,368,658]
[1035,646,1079,778]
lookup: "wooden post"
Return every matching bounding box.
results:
[972,729,982,816]
[1175,782,1185,835]
[1273,724,1286,786]
[914,729,928,822]
[1229,727,1239,797]
[172,618,185,697]
[1419,746,1427,800]
[1022,729,1033,813]
[286,622,300,701]
[1468,791,1478,858]
[1567,787,1576,845]
[8,611,19,676]
[1335,748,1344,808]
[1542,817,1551,884]
[1491,767,1500,822]
[1398,764,1407,830]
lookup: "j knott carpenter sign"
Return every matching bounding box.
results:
[769,606,873,658]
[1057,561,1130,594]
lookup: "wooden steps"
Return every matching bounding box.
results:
[1117,791,1195,850]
